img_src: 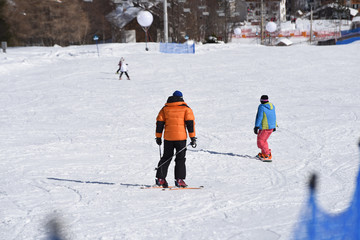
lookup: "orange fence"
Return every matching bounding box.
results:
[233,30,341,39]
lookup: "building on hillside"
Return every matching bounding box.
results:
[351,0,359,10]
[245,0,286,25]
[106,1,162,43]
[235,0,248,22]
[286,0,359,18]
[302,3,358,20]
[286,0,322,15]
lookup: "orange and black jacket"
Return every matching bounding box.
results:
[156,96,196,141]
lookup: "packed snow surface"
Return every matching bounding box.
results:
[0,41,359,239]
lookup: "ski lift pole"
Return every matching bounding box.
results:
[154,143,191,171]
[137,11,153,51]
[145,28,149,51]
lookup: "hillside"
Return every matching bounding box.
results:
[0,41,360,239]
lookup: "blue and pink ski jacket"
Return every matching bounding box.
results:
[255,102,277,130]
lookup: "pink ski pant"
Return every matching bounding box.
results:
[257,129,274,155]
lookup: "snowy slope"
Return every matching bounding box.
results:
[0,41,359,239]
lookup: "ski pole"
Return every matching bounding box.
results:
[158,145,162,160]
[154,143,191,171]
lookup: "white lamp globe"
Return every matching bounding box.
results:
[137,11,153,27]
[266,22,277,33]
[234,27,242,35]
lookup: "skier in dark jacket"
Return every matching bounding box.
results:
[155,90,197,188]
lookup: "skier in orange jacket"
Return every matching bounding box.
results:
[155,90,197,188]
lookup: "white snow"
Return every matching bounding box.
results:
[1,41,360,239]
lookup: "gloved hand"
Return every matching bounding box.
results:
[254,127,259,135]
[273,128,276,132]
[190,137,197,148]
[156,137,162,145]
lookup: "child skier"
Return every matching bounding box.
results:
[116,57,124,74]
[116,57,130,80]
[254,95,277,161]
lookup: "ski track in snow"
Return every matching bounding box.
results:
[0,42,360,239]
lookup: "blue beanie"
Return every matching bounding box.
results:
[173,90,183,97]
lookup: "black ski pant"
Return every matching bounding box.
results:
[156,140,187,180]
[119,71,130,79]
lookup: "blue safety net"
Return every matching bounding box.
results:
[341,27,360,37]
[337,27,360,45]
[159,42,195,54]
[293,144,360,240]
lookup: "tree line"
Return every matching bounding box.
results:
[0,0,113,46]
[0,0,242,46]
[1,0,352,47]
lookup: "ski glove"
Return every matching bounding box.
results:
[156,137,162,145]
[273,128,276,132]
[190,137,197,148]
[254,127,259,135]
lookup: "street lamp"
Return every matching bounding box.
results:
[137,11,153,51]
[93,35,99,57]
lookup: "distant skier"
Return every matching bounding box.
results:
[116,57,130,80]
[116,57,124,74]
[155,90,197,188]
[254,95,277,161]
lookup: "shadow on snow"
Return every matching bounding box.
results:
[189,148,258,160]
[47,177,150,187]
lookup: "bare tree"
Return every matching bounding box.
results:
[0,0,12,44]
[5,0,90,46]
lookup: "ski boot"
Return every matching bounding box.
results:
[155,178,168,188]
[175,179,188,188]
[257,152,272,162]
[263,153,272,161]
